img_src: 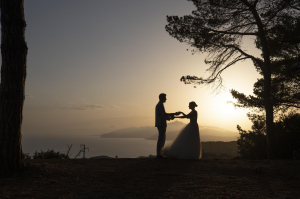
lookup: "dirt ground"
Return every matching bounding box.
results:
[1,158,300,199]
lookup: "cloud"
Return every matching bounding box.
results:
[68,107,88,110]
[25,94,35,98]
[85,104,106,109]
[57,103,118,111]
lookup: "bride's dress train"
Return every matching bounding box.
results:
[162,111,202,159]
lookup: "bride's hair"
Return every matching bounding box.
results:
[189,101,198,107]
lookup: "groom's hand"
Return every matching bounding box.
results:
[170,115,175,120]
[167,115,173,121]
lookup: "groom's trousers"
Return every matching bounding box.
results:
[156,126,166,156]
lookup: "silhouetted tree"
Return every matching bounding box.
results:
[166,0,300,158]
[237,114,267,159]
[274,113,300,159]
[237,112,300,159]
[231,59,300,159]
[230,61,300,114]
[0,0,28,174]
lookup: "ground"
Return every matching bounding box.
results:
[1,158,300,198]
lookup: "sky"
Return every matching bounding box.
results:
[21,0,262,138]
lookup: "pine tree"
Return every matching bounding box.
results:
[166,0,300,158]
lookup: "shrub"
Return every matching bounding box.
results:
[237,113,300,159]
[33,149,69,159]
[22,153,31,159]
[237,114,268,159]
[274,113,300,159]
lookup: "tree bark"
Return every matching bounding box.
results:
[259,34,275,159]
[247,1,276,159]
[0,0,27,174]
[264,70,276,159]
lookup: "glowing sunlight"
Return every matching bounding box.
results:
[212,93,240,118]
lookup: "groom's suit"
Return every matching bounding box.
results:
[155,101,174,156]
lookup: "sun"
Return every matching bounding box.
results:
[208,92,239,119]
[218,101,237,117]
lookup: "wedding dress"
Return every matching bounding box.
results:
[162,110,202,159]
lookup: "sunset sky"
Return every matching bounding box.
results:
[22,0,261,138]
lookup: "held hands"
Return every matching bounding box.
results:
[168,112,182,121]
[175,112,182,115]
[172,112,182,119]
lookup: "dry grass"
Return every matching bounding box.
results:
[1,159,300,198]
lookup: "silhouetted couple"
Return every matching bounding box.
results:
[155,93,202,159]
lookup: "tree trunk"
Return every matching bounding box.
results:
[259,28,276,159]
[247,3,276,159]
[0,0,27,174]
[264,70,275,159]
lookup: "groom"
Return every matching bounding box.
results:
[155,93,180,158]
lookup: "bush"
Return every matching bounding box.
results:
[237,114,268,159]
[22,153,31,159]
[237,113,300,159]
[137,154,156,158]
[274,113,300,159]
[33,149,69,159]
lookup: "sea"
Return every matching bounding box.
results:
[22,135,172,159]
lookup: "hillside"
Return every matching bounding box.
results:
[101,126,156,138]
[146,132,238,142]
[101,121,239,141]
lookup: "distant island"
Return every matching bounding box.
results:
[101,121,239,142]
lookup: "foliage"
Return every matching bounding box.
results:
[33,149,70,159]
[237,114,268,159]
[231,56,300,159]
[237,113,300,159]
[22,153,31,160]
[274,113,300,159]
[230,56,300,114]
[166,0,300,87]
[137,154,156,159]
[148,154,156,158]
[166,0,300,158]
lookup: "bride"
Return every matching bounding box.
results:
[162,101,202,159]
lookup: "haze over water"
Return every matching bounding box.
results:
[22,136,166,159]
[22,121,238,158]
